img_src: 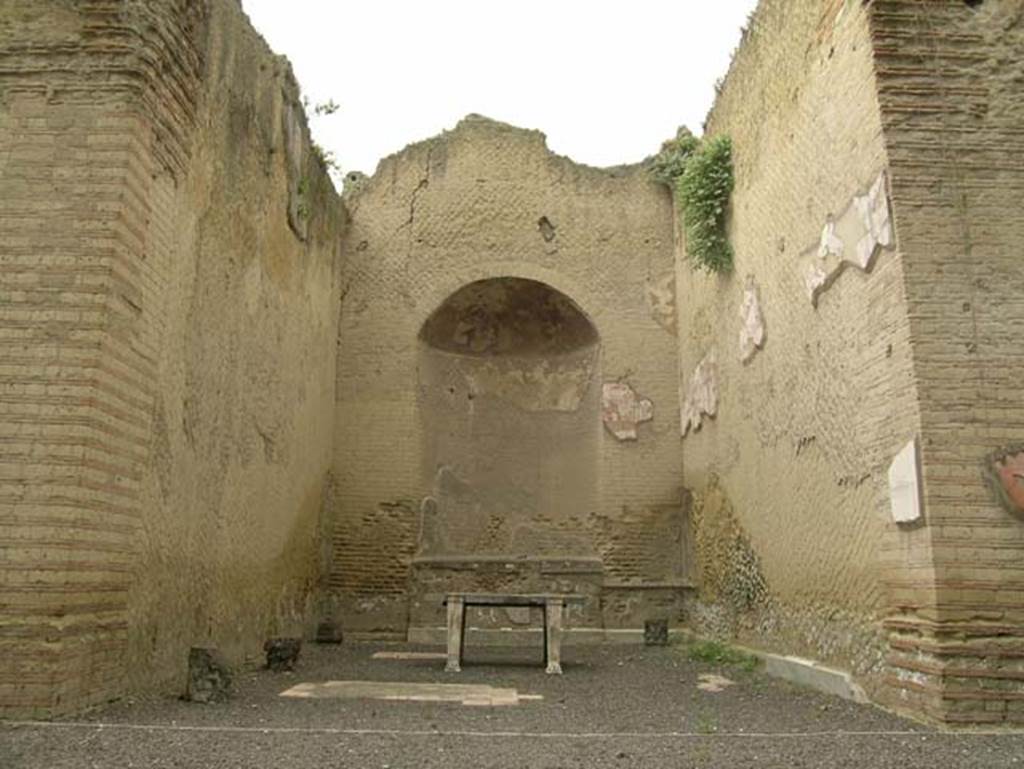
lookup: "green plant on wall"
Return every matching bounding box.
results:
[650,128,735,274]
[650,126,700,186]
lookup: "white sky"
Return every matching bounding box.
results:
[240,0,760,175]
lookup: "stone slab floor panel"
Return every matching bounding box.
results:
[3,644,1022,769]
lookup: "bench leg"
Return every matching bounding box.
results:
[544,599,564,675]
[542,604,548,668]
[445,597,465,673]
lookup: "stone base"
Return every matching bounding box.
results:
[735,644,869,704]
[185,647,231,703]
[600,583,689,629]
[407,625,690,646]
[336,556,694,642]
[407,555,606,630]
[314,621,344,644]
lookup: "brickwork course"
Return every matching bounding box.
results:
[0,0,1021,726]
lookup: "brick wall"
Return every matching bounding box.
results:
[1,0,344,716]
[0,0,205,715]
[678,0,923,687]
[333,117,682,633]
[870,0,1024,724]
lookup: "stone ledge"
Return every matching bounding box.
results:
[735,644,869,704]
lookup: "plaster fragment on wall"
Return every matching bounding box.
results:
[738,279,765,363]
[645,273,677,334]
[602,382,654,441]
[802,170,894,306]
[987,447,1024,518]
[680,354,717,437]
[888,439,922,524]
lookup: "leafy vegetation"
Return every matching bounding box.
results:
[301,96,344,184]
[650,129,735,274]
[312,99,340,117]
[685,639,759,672]
[649,126,700,186]
[311,142,341,174]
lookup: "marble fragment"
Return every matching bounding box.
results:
[801,170,895,306]
[888,439,922,524]
[854,171,893,270]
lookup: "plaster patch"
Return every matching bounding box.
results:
[802,170,894,306]
[680,354,718,437]
[738,279,765,362]
[602,382,654,441]
[888,439,922,524]
[645,272,677,334]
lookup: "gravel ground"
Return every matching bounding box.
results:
[3,642,1023,768]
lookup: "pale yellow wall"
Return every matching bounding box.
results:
[125,0,345,698]
[676,0,925,688]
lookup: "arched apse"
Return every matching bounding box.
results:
[416,277,601,559]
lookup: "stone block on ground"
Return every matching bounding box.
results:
[185,647,231,703]
[644,619,669,646]
[265,637,303,671]
[315,621,344,644]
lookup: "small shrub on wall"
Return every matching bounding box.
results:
[650,129,735,274]
[649,126,700,186]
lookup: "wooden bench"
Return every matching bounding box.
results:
[443,592,586,675]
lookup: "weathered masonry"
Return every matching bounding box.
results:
[1,0,1021,726]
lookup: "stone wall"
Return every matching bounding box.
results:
[331,116,684,634]
[0,0,344,716]
[869,0,1024,725]
[675,0,920,693]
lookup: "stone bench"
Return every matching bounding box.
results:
[443,592,586,675]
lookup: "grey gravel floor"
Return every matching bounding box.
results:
[3,642,1023,768]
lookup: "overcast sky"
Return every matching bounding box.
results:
[240,0,760,175]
